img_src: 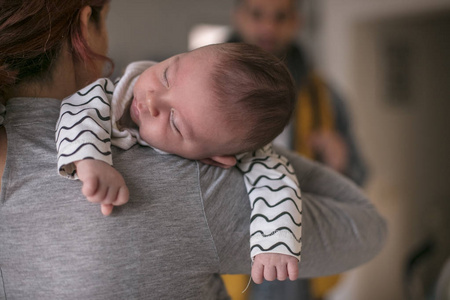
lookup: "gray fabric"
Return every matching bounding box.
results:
[0,97,387,299]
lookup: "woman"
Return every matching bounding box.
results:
[0,1,386,298]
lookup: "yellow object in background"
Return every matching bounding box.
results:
[311,274,341,299]
[222,273,340,300]
[222,274,251,300]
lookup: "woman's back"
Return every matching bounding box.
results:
[0,97,248,299]
[0,97,387,299]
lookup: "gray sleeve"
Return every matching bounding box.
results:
[203,147,387,278]
[277,146,387,277]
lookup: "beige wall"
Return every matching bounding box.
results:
[320,1,450,299]
[106,0,234,77]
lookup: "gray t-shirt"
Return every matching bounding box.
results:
[0,98,386,299]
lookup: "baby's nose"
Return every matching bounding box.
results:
[146,92,160,117]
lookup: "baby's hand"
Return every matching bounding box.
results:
[74,160,129,216]
[251,253,299,284]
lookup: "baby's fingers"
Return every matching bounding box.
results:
[276,265,288,281]
[287,260,299,280]
[113,185,129,206]
[101,204,114,216]
[251,262,265,284]
[100,186,129,216]
[264,266,277,282]
[83,181,108,204]
[82,177,100,199]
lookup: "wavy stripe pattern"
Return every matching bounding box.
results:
[55,78,115,179]
[236,144,302,260]
[55,62,157,178]
[251,242,301,257]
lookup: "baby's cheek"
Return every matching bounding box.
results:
[139,129,154,145]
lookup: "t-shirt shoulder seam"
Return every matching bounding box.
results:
[195,161,222,273]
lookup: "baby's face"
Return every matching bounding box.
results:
[130,46,243,160]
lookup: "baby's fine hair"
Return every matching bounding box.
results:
[209,43,296,153]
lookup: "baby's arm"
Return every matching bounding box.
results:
[56,78,129,215]
[236,144,302,283]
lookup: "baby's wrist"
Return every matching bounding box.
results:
[253,252,300,262]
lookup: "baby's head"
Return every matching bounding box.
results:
[208,43,295,153]
[131,43,295,167]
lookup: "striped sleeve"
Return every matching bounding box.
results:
[55,78,115,179]
[236,144,302,261]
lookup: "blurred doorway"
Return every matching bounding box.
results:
[331,9,450,300]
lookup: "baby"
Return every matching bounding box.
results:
[56,43,301,283]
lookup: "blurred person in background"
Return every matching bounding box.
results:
[225,0,368,299]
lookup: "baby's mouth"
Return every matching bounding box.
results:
[130,97,140,121]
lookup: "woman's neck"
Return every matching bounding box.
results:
[5,79,76,101]
[4,44,81,101]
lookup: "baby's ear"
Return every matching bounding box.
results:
[199,155,237,169]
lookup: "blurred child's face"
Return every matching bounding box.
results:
[130,46,244,160]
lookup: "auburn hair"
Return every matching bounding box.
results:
[0,0,111,96]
